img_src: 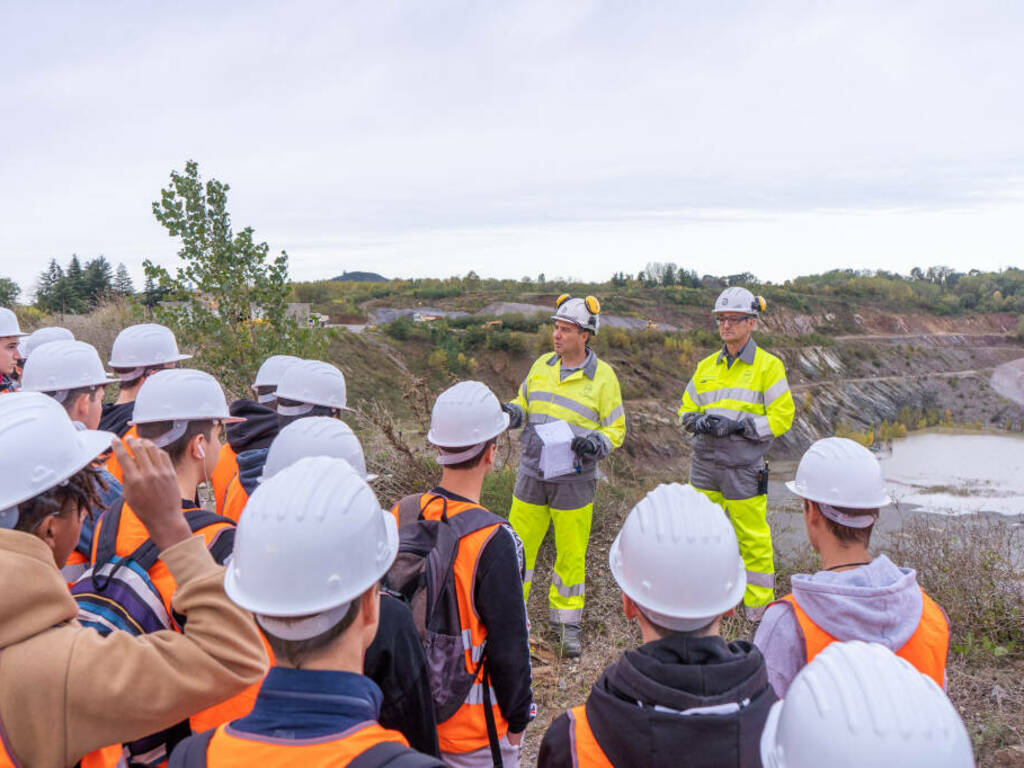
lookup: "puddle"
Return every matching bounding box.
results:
[882,431,1024,516]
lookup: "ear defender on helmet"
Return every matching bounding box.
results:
[584,295,601,314]
[753,295,767,313]
[555,294,572,309]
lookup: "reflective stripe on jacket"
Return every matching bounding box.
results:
[511,351,625,482]
[103,424,139,483]
[211,444,238,518]
[567,705,613,768]
[679,341,794,468]
[201,721,407,766]
[414,494,510,754]
[778,591,949,687]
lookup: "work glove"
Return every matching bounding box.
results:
[501,402,517,416]
[571,435,601,458]
[692,414,720,435]
[710,417,746,438]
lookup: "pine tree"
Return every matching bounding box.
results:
[64,255,86,312]
[113,263,135,296]
[83,256,114,307]
[35,259,65,313]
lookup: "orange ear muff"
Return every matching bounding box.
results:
[755,295,767,313]
[556,293,572,308]
[584,295,601,314]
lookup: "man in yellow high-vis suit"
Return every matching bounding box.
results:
[678,287,794,621]
[505,295,626,658]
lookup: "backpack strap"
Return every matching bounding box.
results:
[480,662,503,768]
[444,506,503,540]
[166,728,215,768]
[95,507,235,590]
[348,740,442,768]
[397,494,425,527]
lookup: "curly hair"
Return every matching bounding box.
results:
[14,464,109,533]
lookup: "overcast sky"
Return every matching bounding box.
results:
[2,1,1023,296]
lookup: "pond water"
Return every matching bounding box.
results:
[882,431,1024,516]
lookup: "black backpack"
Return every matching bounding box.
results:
[383,493,506,767]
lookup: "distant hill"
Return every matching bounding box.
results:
[332,271,388,283]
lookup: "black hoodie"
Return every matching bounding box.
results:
[539,635,776,768]
[226,399,279,453]
[99,401,135,437]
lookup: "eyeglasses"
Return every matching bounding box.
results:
[715,316,752,326]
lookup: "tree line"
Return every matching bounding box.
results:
[32,256,135,314]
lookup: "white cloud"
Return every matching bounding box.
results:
[1,1,1022,295]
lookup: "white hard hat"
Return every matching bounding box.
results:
[131,369,243,438]
[263,416,376,482]
[21,340,116,398]
[18,326,74,359]
[274,359,350,414]
[107,323,192,370]
[551,294,600,335]
[760,641,974,768]
[0,393,114,519]
[427,380,509,452]
[252,354,301,392]
[610,483,746,631]
[224,456,399,636]
[0,308,26,338]
[785,437,890,509]
[713,286,765,315]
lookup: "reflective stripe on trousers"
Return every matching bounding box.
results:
[508,496,592,626]
[695,487,775,608]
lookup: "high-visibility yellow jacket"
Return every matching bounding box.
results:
[678,340,794,468]
[512,349,625,483]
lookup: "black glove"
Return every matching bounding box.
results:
[711,417,745,438]
[501,402,517,416]
[571,435,600,458]
[692,414,720,435]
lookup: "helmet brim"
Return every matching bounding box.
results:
[785,480,890,509]
[0,428,114,511]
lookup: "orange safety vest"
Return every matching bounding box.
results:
[778,590,950,687]
[399,493,508,755]
[211,444,238,518]
[90,502,260,733]
[220,475,249,523]
[0,718,121,768]
[204,721,408,766]
[103,424,138,483]
[567,705,613,768]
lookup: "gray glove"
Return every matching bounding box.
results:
[692,414,720,435]
[571,435,601,458]
[711,417,745,438]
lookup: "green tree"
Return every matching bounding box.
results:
[145,160,325,394]
[113,263,135,296]
[64,255,87,312]
[0,277,19,305]
[83,256,114,307]
[35,258,78,315]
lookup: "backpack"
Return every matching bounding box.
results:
[72,501,235,637]
[383,494,506,766]
[71,502,235,766]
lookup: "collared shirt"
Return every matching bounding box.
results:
[231,667,385,739]
[548,347,598,381]
[716,338,757,369]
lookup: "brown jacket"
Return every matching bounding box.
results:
[0,531,268,767]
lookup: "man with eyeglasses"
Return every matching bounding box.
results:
[678,286,794,621]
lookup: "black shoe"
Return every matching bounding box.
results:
[551,622,582,658]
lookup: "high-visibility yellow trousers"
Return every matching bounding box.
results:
[508,492,593,627]
[696,488,775,612]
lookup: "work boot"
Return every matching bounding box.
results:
[551,622,582,658]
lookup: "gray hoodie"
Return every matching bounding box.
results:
[753,555,942,697]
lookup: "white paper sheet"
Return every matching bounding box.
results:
[533,419,577,478]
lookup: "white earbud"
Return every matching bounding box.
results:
[197,443,206,459]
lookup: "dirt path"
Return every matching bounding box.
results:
[991,357,1024,406]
